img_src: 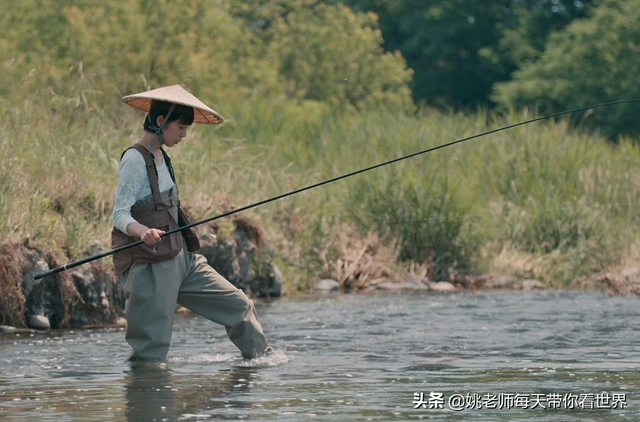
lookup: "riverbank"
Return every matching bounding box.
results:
[1,86,638,330]
[1,222,638,332]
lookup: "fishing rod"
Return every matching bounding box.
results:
[34,99,639,280]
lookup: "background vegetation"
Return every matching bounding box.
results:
[0,0,638,291]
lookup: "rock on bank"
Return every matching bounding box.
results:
[0,218,283,330]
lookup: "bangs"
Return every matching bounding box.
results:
[144,100,195,131]
[175,104,195,125]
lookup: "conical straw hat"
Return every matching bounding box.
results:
[122,84,224,124]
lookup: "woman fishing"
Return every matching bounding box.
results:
[111,84,271,361]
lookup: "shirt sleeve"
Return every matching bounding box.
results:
[112,149,146,235]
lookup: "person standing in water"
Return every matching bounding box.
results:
[112,84,271,360]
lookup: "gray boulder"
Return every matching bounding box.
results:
[430,281,456,292]
[197,217,283,298]
[1,240,124,329]
[315,279,340,293]
[486,275,517,289]
[29,314,50,330]
[0,325,17,333]
[375,279,429,291]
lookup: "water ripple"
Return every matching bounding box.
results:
[1,291,639,420]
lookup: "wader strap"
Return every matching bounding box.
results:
[119,144,179,211]
[160,147,176,184]
[130,144,164,210]
[159,148,180,201]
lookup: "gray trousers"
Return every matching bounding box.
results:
[123,242,269,360]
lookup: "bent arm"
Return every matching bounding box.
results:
[112,149,167,245]
[112,150,145,236]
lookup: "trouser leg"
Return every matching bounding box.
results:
[177,253,269,359]
[124,256,183,361]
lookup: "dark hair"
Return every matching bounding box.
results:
[143,100,195,132]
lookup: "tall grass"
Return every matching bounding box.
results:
[2,72,638,289]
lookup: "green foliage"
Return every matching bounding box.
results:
[344,0,509,107]
[489,0,594,67]
[343,0,594,108]
[271,3,412,108]
[338,108,638,284]
[228,0,413,108]
[0,0,411,110]
[0,0,638,290]
[348,165,479,281]
[476,114,639,281]
[0,73,638,287]
[493,0,640,138]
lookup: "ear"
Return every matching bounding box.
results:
[156,115,164,127]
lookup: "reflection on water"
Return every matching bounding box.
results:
[125,362,176,421]
[1,291,640,420]
[124,362,264,421]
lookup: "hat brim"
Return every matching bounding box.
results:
[122,84,224,125]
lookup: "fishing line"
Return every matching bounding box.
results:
[34,99,639,280]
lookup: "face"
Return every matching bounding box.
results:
[157,118,189,147]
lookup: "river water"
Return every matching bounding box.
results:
[1,291,639,421]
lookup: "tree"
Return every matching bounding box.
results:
[493,0,640,138]
[342,0,594,108]
[228,0,413,108]
[489,0,594,68]
[344,0,510,108]
[0,0,412,110]
[270,2,412,108]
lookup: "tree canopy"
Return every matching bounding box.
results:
[0,0,412,110]
[493,0,640,138]
[0,0,636,137]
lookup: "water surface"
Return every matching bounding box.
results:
[1,291,639,420]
